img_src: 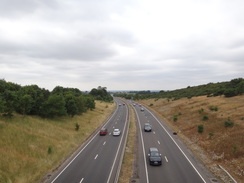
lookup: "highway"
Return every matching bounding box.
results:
[46,98,129,183]
[132,102,218,183]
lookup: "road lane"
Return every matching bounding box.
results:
[132,102,217,183]
[46,98,129,183]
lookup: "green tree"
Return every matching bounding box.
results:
[16,94,33,115]
[40,94,67,118]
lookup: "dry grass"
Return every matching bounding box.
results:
[0,101,115,183]
[139,95,244,183]
[119,105,136,183]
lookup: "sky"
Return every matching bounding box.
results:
[0,0,244,91]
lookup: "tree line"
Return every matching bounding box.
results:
[0,79,113,118]
[114,78,244,100]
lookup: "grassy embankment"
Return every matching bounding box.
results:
[139,95,244,183]
[0,101,115,183]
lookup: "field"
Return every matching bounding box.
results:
[139,95,244,182]
[0,101,115,183]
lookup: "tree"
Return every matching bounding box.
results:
[40,94,67,118]
[16,94,33,115]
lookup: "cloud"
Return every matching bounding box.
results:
[0,0,243,91]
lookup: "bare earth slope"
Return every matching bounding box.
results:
[139,95,244,183]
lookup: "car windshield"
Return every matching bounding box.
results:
[151,152,160,157]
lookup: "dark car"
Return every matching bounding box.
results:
[144,123,152,132]
[99,128,107,136]
[148,147,162,165]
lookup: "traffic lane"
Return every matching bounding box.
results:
[51,129,121,183]
[50,103,127,183]
[80,135,123,183]
[140,112,206,183]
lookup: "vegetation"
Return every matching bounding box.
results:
[89,86,113,102]
[0,80,113,118]
[114,78,244,100]
[0,101,115,183]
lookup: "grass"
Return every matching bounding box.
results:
[139,95,244,183]
[118,105,136,183]
[0,101,115,183]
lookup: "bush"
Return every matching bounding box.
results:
[198,124,204,133]
[173,115,178,122]
[209,106,218,111]
[202,115,209,121]
[224,117,234,127]
[198,108,204,114]
[149,103,153,106]
[48,146,52,154]
[75,123,80,131]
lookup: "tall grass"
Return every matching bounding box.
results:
[0,101,115,183]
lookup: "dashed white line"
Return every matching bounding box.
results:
[165,156,168,162]
[80,178,84,183]
[158,140,160,145]
[103,141,106,145]
[153,131,155,134]
[94,154,98,159]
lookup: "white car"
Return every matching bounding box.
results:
[113,129,121,136]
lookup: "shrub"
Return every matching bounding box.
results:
[209,106,218,111]
[149,103,153,106]
[202,115,209,121]
[198,124,204,133]
[198,108,204,114]
[48,146,52,154]
[208,132,215,139]
[173,115,178,122]
[75,123,80,131]
[224,117,234,127]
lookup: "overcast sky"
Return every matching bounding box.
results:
[0,0,244,91]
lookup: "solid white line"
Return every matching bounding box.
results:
[146,109,207,183]
[165,156,168,162]
[103,141,106,145]
[106,104,129,183]
[134,108,150,183]
[79,178,84,183]
[94,154,98,159]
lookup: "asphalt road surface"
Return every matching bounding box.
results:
[132,102,218,183]
[46,98,129,183]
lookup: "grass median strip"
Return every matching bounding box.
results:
[118,105,136,183]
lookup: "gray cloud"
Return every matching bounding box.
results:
[0,0,243,91]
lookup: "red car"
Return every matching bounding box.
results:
[99,128,107,136]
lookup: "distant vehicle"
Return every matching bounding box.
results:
[113,129,121,136]
[148,147,162,165]
[123,103,125,106]
[144,123,152,132]
[140,107,144,111]
[99,128,107,136]
[118,103,122,106]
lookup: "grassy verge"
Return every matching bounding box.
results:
[0,101,115,183]
[118,105,136,183]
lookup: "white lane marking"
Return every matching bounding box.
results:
[153,131,155,134]
[165,156,168,162]
[80,178,84,183]
[50,101,119,183]
[103,141,106,145]
[113,126,115,128]
[158,141,160,145]
[94,154,98,159]
[134,110,149,183]
[146,109,207,183]
[109,132,111,135]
